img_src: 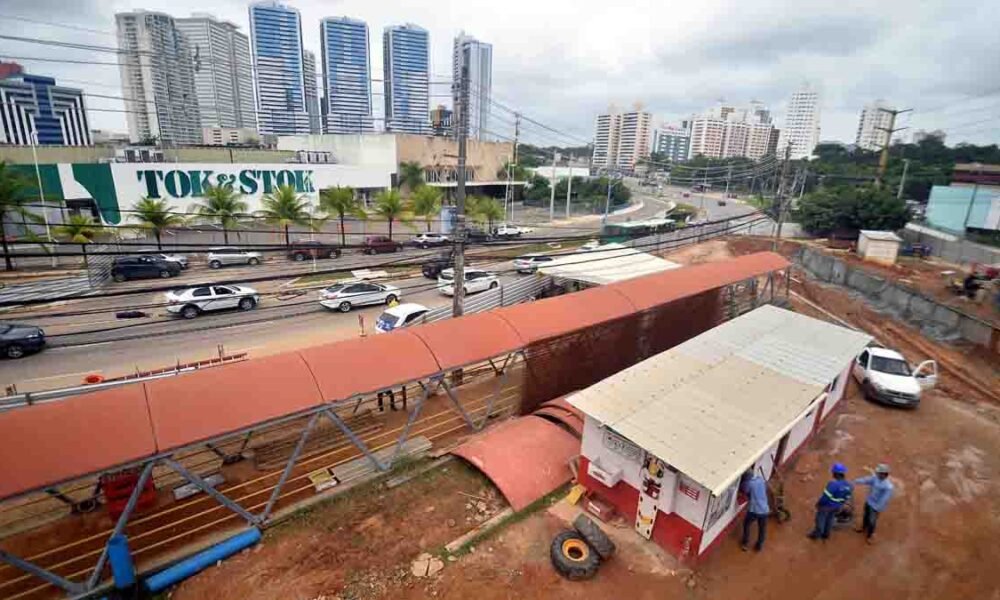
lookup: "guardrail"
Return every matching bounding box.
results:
[422,275,554,324]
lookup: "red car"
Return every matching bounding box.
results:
[362,236,403,254]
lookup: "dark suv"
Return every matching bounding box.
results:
[466,227,491,243]
[288,240,342,261]
[422,250,455,279]
[0,321,45,359]
[111,256,181,282]
[362,236,403,255]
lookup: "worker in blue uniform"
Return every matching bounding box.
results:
[854,463,895,544]
[740,471,770,552]
[807,462,853,541]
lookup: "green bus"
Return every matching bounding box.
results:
[600,217,678,243]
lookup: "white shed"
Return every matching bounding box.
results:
[857,230,902,265]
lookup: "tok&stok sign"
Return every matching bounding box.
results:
[136,168,316,199]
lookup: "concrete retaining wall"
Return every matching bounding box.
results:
[798,247,999,353]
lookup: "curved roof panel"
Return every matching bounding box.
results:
[146,352,323,451]
[409,312,524,370]
[299,330,440,400]
[494,285,636,344]
[0,385,155,500]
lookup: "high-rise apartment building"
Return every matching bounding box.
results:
[430,105,453,136]
[453,32,492,140]
[688,103,777,160]
[779,84,821,159]
[175,14,257,132]
[383,24,430,134]
[320,17,373,134]
[855,100,894,152]
[651,126,690,163]
[248,1,311,135]
[0,67,91,146]
[116,11,201,145]
[590,108,651,172]
[303,49,321,134]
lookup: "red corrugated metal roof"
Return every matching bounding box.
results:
[494,285,637,344]
[409,312,524,371]
[451,415,580,510]
[0,386,155,499]
[146,353,323,450]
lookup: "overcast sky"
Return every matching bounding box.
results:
[2,0,999,147]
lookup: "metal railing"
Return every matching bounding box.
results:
[422,275,554,324]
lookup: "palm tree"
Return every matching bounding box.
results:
[0,161,41,271]
[259,184,312,245]
[55,214,102,269]
[410,185,442,232]
[469,196,504,232]
[190,184,248,244]
[319,186,366,247]
[131,197,186,250]
[398,161,424,194]
[373,189,410,240]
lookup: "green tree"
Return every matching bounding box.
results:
[410,185,442,232]
[190,184,248,244]
[496,160,531,182]
[55,214,103,269]
[468,196,504,231]
[0,161,41,271]
[398,161,424,194]
[524,173,551,203]
[260,184,312,246]
[373,189,410,239]
[131,197,186,250]
[319,186,365,246]
[795,184,910,235]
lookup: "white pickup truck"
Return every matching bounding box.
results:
[851,346,937,408]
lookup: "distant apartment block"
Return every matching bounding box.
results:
[778,83,821,159]
[249,1,311,135]
[320,17,374,134]
[0,66,92,146]
[688,103,777,160]
[383,24,430,134]
[430,105,453,136]
[855,100,895,152]
[175,15,257,132]
[202,127,259,146]
[116,11,201,145]
[303,49,321,134]
[652,126,690,162]
[591,108,650,172]
[453,32,492,140]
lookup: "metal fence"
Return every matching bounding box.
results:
[422,275,554,324]
[85,243,116,289]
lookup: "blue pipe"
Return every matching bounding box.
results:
[144,528,261,593]
[107,534,135,589]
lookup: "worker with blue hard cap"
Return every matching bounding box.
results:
[807,462,853,541]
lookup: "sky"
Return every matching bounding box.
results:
[2,0,999,148]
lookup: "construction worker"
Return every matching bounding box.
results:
[854,463,894,544]
[807,462,852,541]
[740,471,770,552]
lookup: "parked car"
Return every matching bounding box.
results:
[111,255,182,282]
[0,321,45,359]
[287,240,341,261]
[851,346,937,408]
[437,268,500,296]
[466,227,492,243]
[513,253,555,273]
[411,233,450,249]
[138,250,189,269]
[422,250,455,279]
[165,285,260,319]
[494,224,527,238]
[362,236,403,255]
[319,281,401,312]
[375,303,430,333]
[207,247,262,269]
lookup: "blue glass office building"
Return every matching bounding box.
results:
[0,71,91,146]
[321,17,374,134]
[249,1,311,135]
[383,24,430,134]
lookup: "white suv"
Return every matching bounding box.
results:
[165,285,260,319]
[438,268,499,296]
[207,247,262,269]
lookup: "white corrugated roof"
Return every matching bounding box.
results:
[568,305,872,496]
[860,230,903,242]
[538,243,681,285]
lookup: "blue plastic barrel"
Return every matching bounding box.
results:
[144,528,261,593]
[107,534,135,588]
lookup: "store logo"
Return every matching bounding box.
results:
[136,169,315,199]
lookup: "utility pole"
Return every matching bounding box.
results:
[875,107,913,187]
[451,63,469,318]
[549,152,557,221]
[772,143,792,251]
[897,158,910,200]
[724,164,733,198]
[603,171,613,223]
[565,158,573,218]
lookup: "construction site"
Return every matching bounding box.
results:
[0,235,997,600]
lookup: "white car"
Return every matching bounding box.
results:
[494,224,530,238]
[412,233,450,248]
[139,250,189,269]
[513,253,555,274]
[437,268,500,296]
[207,247,262,269]
[319,281,401,312]
[580,240,601,252]
[165,285,260,319]
[851,346,937,408]
[375,303,430,333]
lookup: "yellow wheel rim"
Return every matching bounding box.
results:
[562,538,590,562]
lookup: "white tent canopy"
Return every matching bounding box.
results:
[538,243,681,286]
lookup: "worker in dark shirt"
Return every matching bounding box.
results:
[807,462,853,541]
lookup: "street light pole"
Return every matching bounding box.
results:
[29,131,55,267]
[452,62,469,318]
[897,158,910,200]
